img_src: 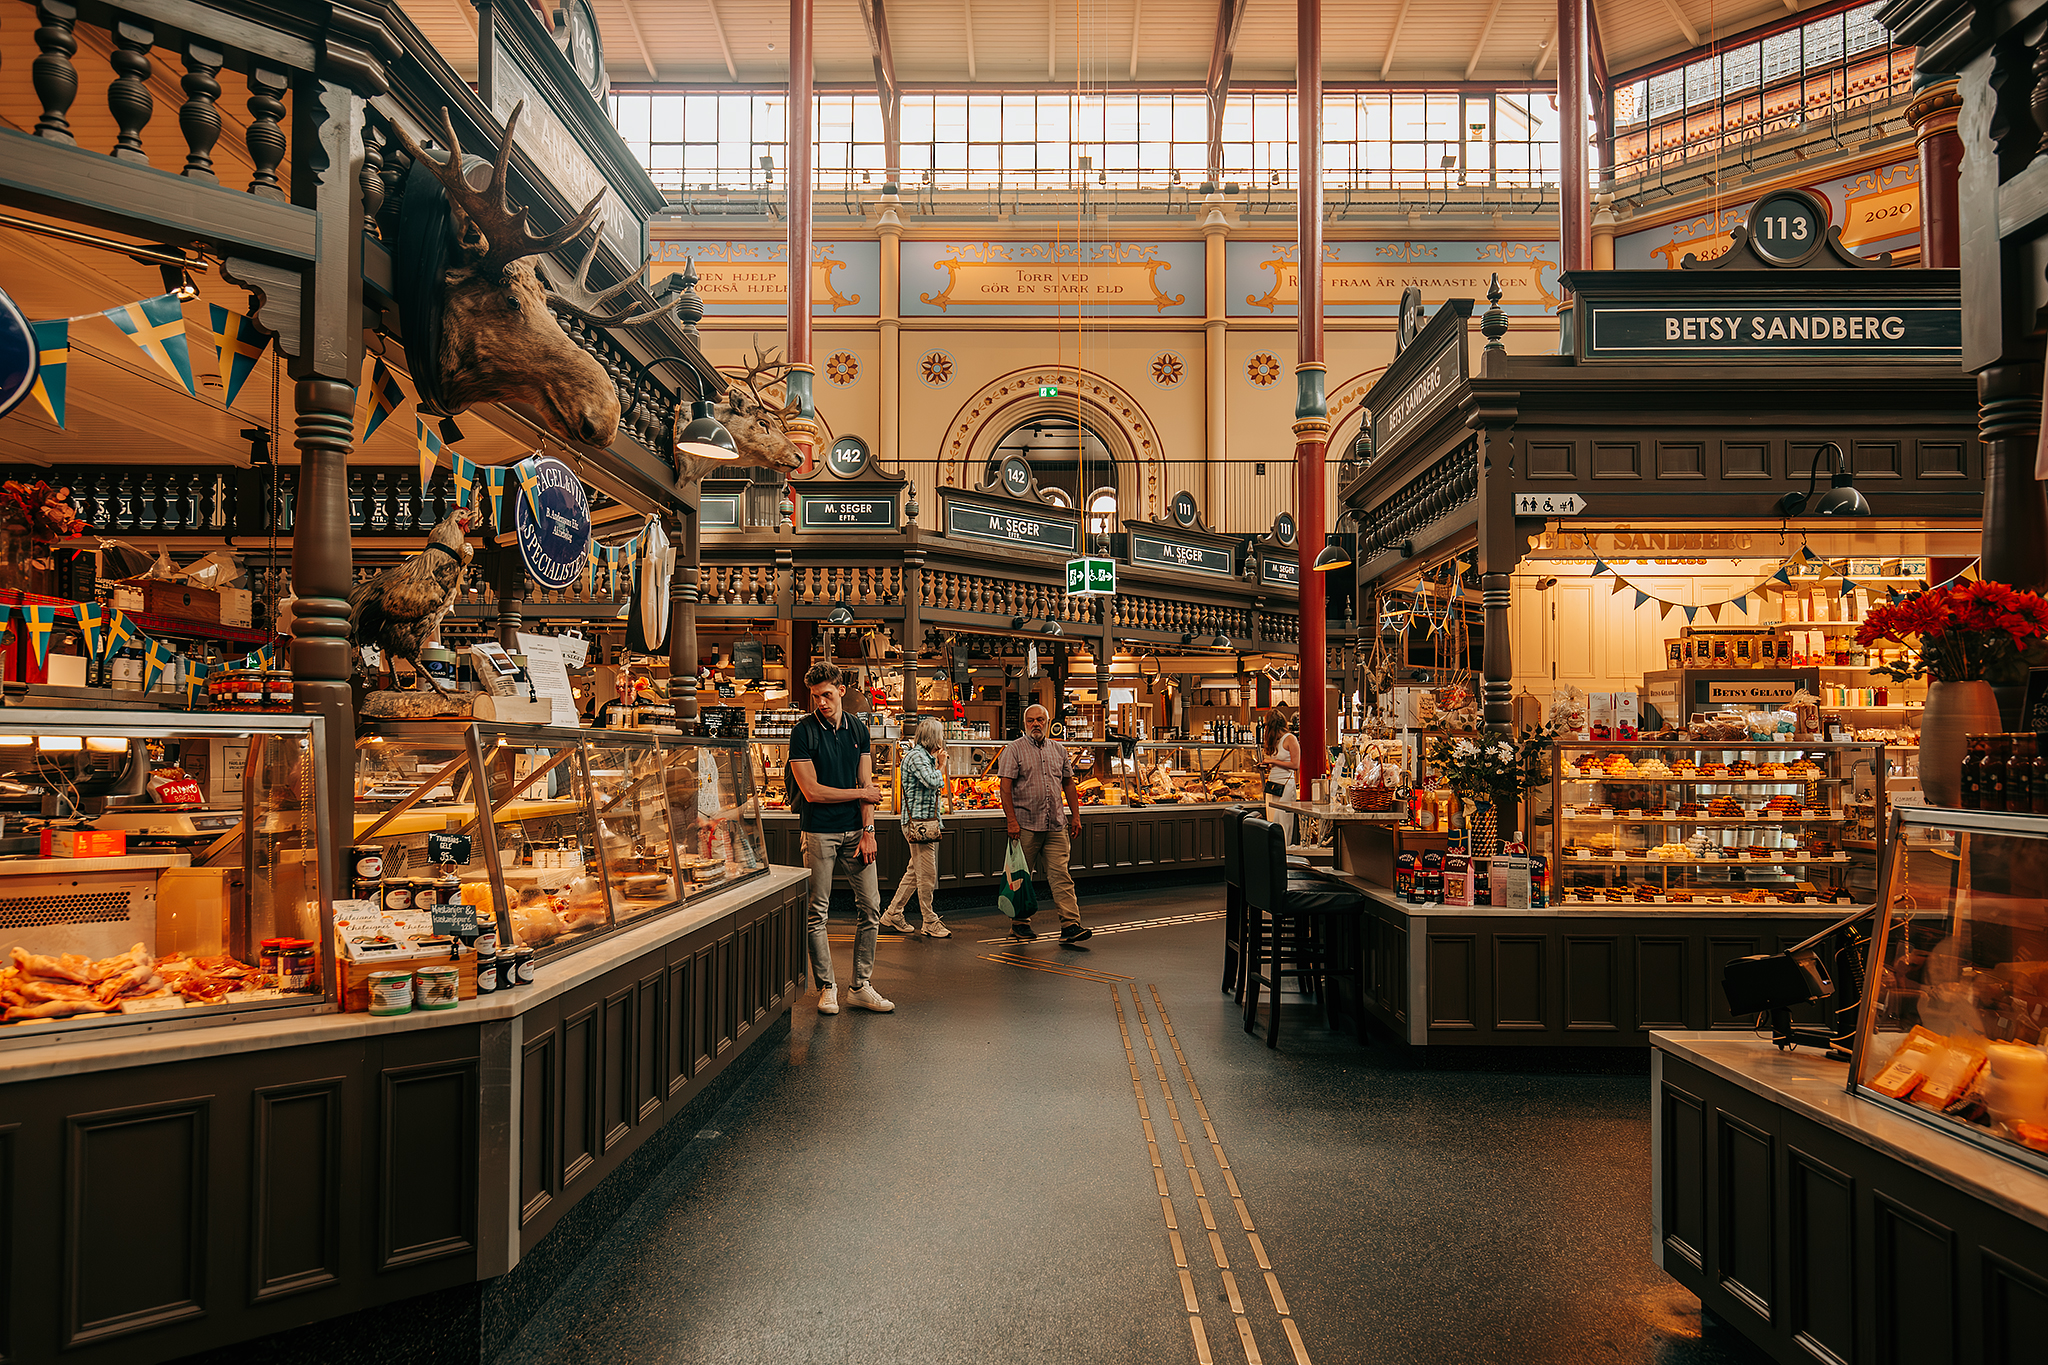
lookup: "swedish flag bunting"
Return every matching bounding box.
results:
[205,304,271,407]
[515,455,544,523]
[416,418,444,501]
[480,464,512,534]
[363,358,406,444]
[450,448,478,512]
[28,321,66,428]
[105,610,139,658]
[104,294,196,395]
[22,605,60,671]
[142,639,176,694]
[73,602,110,665]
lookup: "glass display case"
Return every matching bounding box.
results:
[1852,805,2048,1173]
[1129,742,1267,805]
[355,722,766,959]
[0,708,333,1043]
[1551,741,1882,908]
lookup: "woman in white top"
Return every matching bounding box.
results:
[1259,710,1302,845]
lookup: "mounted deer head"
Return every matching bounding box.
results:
[671,344,803,484]
[389,103,623,449]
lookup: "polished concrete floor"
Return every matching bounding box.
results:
[495,881,1772,1365]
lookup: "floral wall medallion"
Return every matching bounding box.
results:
[1245,352,1282,387]
[919,350,955,387]
[824,351,860,386]
[1150,352,1185,388]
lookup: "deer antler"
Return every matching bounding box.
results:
[389,102,607,279]
[734,342,801,419]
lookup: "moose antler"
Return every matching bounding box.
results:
[388,102,607,280]
[735,341,802,420]
[535,228,674,326]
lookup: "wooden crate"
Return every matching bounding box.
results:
[142,579,221,624]
[339,950,478,1012]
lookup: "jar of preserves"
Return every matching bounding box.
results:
[2007,734,2037,814]
[276,945,317,993]
[1987,734,2013,811]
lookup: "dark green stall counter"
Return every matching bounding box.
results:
[1334,879,1849,1047]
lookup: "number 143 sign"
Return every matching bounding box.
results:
[1515,493,1585,516]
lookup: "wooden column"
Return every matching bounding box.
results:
[784,0,818,475]
[1477,283,1517,737]
[1557,0,1591,277]
[288,79,367,901]
[1293,0,1328,784]
[1982,362,2048,590]
[670,511,699,718]
[1907,73,1963,270]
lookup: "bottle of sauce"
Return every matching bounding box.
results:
[1987,734,2012,811]
[2031,735,2048,813]
[1961,733,1990,810]
[2006,734,2036,813]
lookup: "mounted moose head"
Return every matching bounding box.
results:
[390,103,655,451]
[670,346,805,484]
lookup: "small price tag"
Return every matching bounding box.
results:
[426,832,473,865]
[119,995,187,1014]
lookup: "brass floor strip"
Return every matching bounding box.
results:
[1197,1196,1217,1231]
[1247,1232,1272,1271]
[1189,1315,1215,1365]
[1236,1315,1266,1365]
[1222,1270,1245,1315]
[1154,1168,1170,1197]
[977,908,1226,944]
[1234,1198,1255,1231]
[1169,1228,1189,1268]
[1264,1272,1290,1317]
[1282,1317,1313,1365]
[1178,1268,1201,1314]
[1161,1195,1178,1229]
[1207,1230,1230,1268]
[978,952,1133,983]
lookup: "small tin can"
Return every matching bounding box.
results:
[381,883,413,911]
[477,954,499,993]
[496,952,518,991]
[350,845,385,881]
[415,964,460,1010]
[350,877,382,904]
[512,946,535,985]
[368,969,414,1015]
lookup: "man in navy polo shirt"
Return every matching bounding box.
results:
[788,661,895,1014]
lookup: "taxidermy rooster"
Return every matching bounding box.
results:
[349,506,475,695]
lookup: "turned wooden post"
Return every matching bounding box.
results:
[670,510,699,719]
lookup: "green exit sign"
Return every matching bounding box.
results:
[1037,385,1060,397]
[1066,556,1116,596]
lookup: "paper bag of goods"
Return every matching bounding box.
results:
[146,766,205,806]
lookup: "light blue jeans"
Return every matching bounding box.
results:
[803,829,880,989]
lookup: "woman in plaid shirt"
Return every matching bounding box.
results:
[880,716,951,937]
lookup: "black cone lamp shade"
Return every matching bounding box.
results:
[1811,472,1872,517]
[1312,537,1353,572]
[678,400,738,460]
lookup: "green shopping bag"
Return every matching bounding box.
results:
[997,838,1038,920]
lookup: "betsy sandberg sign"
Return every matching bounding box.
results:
[514,457,593,591]
[1565,269,1962,364]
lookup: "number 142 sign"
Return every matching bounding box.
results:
[1515,493,1585,516]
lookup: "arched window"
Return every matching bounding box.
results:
[1087,488,1118,538]
[986,417,1118,511]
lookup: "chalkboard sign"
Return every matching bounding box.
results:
[1132,530,1234,578]
[431,898,479,940]
[426,832,473,865]
[2024,668,2048,734]
[945,496,1080,554]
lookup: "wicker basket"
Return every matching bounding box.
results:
[1349,778,1396,812]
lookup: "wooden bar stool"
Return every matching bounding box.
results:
[1241,816,1367,1048]
[1223,806,1328,1002]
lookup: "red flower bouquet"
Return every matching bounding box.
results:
[1856,580,2048,682]
[0,480,90,543]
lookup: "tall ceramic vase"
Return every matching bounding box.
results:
[1920,679,2001,808]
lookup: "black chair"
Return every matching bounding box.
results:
[1241,816,1367,1048]
[1223,806,1329,1002]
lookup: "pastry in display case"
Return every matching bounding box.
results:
[0,710,332,1040]
[1552,741,1882,908]
[354,723,768,961]
[1852,805,2048,1170]
[1129,742,1267,805]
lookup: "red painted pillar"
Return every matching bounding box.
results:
[785,0,818,475]
[1294,0,1328,784]
[1558,0,1590,278]
[1908,72,1962,269]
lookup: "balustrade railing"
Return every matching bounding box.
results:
[1361,435,1480,562]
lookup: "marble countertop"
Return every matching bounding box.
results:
[1653,1032,2048,1234]
[1266,798,1404,822]
[0,865,809,1086]
[1326,872,1848,918]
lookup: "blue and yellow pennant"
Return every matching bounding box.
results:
[104,294,196,395]
[205,305,270,407]
[363,357,406,444]
[28,321,66,428]
[416,417,443,501]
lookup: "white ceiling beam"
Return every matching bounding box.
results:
[1464,0,1507,79]
[1048,0,1056,80]
[965,0,978,80]
[454,0,477,35]
[1379,0,1415,80]
[1532,20,1557,78]
[618,0,658,79]
[704,0,738,80]
[1657,0,1701,49]
[1129,0,1143,80]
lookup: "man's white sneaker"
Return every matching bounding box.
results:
[878,910,914,933]
[920,919,952,938]
[816,986,840,1015]
[847,983,895,1012]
